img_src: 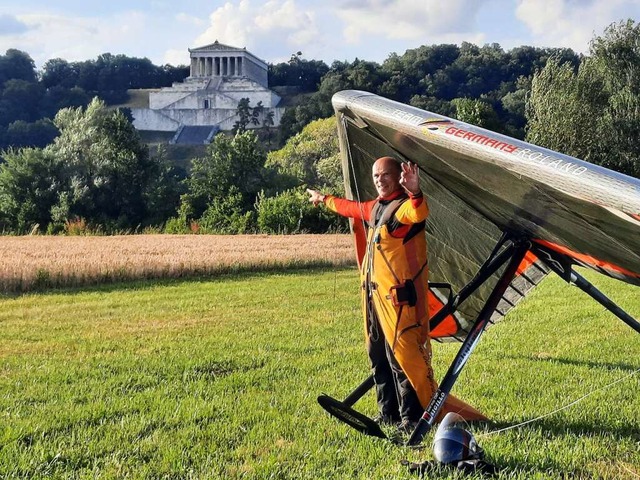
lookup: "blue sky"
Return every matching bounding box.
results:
[0,0,638,69]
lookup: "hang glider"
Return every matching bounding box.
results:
[318,90,640,445]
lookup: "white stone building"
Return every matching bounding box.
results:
[131,41,285,143]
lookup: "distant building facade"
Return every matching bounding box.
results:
[131,41,284,142]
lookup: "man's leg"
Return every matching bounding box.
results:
[384,340,423,423]
[366,311,401,423]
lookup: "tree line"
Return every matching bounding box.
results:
[0,97,343,235]
[0,19,638,235]
[0,50,188,151]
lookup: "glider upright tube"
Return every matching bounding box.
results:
[407,240,530,446]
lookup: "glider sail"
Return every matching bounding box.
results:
[332,90,640,341]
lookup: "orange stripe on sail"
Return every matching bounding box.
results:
[516,251,538,275]
[533,239,640,279]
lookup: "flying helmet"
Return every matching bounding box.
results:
[433,412,484,465]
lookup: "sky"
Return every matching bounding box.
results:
[0,0,638,69]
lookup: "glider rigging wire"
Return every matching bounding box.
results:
[479,366,640,438]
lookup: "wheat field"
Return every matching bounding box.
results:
[1,234,356,293]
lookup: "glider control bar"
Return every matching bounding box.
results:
[407,239,530,446]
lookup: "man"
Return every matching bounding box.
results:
[307,156,486,431]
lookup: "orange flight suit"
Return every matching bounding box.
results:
[325,190,486,423]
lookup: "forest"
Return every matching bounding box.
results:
[0,19,638,235]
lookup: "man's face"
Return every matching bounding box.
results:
[372,159,401,198]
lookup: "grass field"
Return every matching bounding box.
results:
[0,264,638,479]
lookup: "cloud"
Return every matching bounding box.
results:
[334,0,485,44]
[0,10,196,68]
[0,13,31,36]
[515,0,640,53]
[193,0,321,63]
[175,12,206,27]
[5,12,152,64]
[163,48,190,66]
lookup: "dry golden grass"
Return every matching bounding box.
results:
[2,234,355,293]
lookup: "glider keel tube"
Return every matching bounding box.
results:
[407,240,531,446]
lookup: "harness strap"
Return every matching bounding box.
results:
[368,197,406,230]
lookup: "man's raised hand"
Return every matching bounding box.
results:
[400,162,420,195]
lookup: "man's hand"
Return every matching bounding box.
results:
[400,162,421,195]
[306,188,326,206]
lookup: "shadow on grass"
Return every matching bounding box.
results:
[473,355,640,477]
[503,353,640,373]
[488,415,639,443]
[485,355,639,439]
[0,262,358,299]
[476,414,640,478]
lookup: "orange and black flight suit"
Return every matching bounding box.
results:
[324,189,486,423]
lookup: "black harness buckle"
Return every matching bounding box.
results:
[388,279,417,307]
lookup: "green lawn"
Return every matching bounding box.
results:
[0,268,638,479]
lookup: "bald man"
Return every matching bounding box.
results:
[308,156,486,432]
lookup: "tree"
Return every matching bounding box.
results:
[266,117,341,194]
[500,75,531,138]
[143,145,184,226]
[45,97,160,229]
[0,49,37,84]
[40,86,91,119]
[0,79,44,126]
[185,130,266,219]
[0,148,62,233]
[269,54,329,91]
[1,119,59,149]
[232,99,267,134]
[255,187,344,234]
[198,186,254,234]
[452,98,501,131]
[588,19,640,177]
[526,19,640,177]
[41,58,79,89]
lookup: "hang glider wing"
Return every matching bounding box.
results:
[332,90,640,341]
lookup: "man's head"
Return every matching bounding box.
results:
[372,156,402,198]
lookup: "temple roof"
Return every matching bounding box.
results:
[189,41,247,53]
[188,40,267,67]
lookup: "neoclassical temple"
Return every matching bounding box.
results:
[189,43,268,87]
[131,41,283,142]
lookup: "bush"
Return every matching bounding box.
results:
[163,196,192,234]
[198,187,255,234]
[255,188,346,234]
[163,217,189,234]
[64,217,89,235]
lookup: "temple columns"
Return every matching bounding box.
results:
[191,55,245,77]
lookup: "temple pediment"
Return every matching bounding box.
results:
[189,41,246,53]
